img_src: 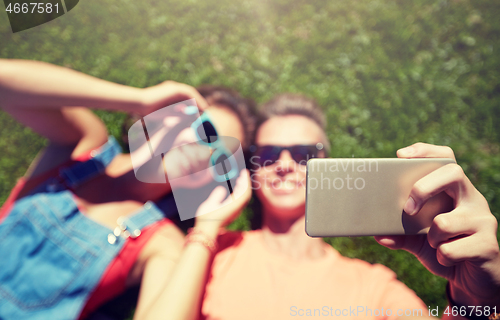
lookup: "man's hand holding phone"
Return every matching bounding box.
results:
[375,143,500,310]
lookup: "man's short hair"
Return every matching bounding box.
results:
[257,93,330,153]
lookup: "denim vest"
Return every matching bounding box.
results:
[0,137,166,320]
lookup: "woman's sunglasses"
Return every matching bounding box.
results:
[251,144,323,167]
[188,110,239,182]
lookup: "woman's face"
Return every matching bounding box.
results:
[164,104,245,187]
[172,104,244,149]
[252,115,325,220]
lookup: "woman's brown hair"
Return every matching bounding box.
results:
[122,85,257,151]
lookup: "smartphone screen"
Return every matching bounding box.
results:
[305,158,455,237]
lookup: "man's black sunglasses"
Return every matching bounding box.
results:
[250,144,323,167]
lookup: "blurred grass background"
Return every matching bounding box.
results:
[1,0,500,312]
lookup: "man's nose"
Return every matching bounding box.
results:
[275,149,295,176]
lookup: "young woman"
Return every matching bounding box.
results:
[0,59,255,320]
[143,94,500,320]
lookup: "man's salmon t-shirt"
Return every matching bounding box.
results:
[201,230,427,320]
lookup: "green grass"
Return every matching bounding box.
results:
[1,0,499,311]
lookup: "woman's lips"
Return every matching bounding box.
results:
[269,179,303,194]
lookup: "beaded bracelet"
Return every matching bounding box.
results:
[185,228,218,255]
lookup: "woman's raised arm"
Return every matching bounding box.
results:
[0,59,208,176]
[0,59,208,114]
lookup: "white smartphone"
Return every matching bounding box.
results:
[305,158,456,237]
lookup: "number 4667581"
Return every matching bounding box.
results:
[6,3,59,14]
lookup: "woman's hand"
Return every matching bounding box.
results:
[139,81,209,116]
[162,143,214,188]
[136,172,251,320]
[194,170,252,238]
[375,143,500,307]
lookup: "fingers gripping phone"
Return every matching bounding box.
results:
[305,158,456,237]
